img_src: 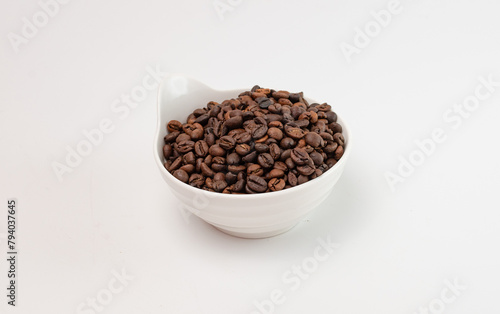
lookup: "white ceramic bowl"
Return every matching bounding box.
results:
[153,76,351,238]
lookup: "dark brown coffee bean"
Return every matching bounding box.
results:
[219,136,236,150]
[189,173,205,188]
[228,165,246,174]
[226,172,237,184]
[208,144,225,157]
[235,144,251,156]
[258,153,274,168]
[280,137,295,149]
[182,151,196,165]
[164,131,180,143]
[274,161,288,172]
[288,172,298,186]
[176,140,195,153]
[169,156,183,171]
[173,169,189,183]
[167,120,182,132]
[194,141,209,157]
[234,179,245,191]
[324,142,338,154]
[223,115,243,129]
[289,92,302,103]
[200,163,214,178]
[326,158,338,168]
[285,157,295,169]
[309,151,324,166]
[176,133,191,143]
[304,132,324,148]
[329,122,342,134]
[227,153,241,165]
[297,164,316,176]
[247,164,264,176]
[326,111,337,123]
[268,178,286,191]
[285,127,306,140]
[180,164,195,174]
[268,127,284,141]
[252,124,268,139]
[297,175,309,185]
[256,97,274,109]
[334,145,344,160]
[241,151,257,163]
[163,144,172,159]
[194,113,210,125]
[268,169,285,179]
[291,147,309,165]
[211,157,227,172]
[272,90,290,99]
[247,175,267,193]
[255,143,269,153]
[235,131,252,144]
[269,143,281,160]
[205,132,216,147]
[213,180,227,192]
[320,132,334,142]
[333,133,345,146]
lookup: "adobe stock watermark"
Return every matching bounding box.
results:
[51,65,166,182]
[7,0,73,53]
[213,0,244,21]
[76,268,134,314]
[251,235,340,314]
[413,278,467,314]
[385,74,500,192]
[340,0,403,63]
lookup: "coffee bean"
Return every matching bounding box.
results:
[269,143,281,160]
[208,144,226,157]
[167,120,182,132]
[268,169,285,179]
[324,142,338,154]
[285,157,295,170]
[256,97,274,109]
[182,151,196,165]
[291,147,309,165]
[285,127,306,140]
[235,131,252,144]
[176,133,191,143]
[334,145,344,160]
[304,132,324,148]
[255,143,269,153]
[268,178,286,191]
[211,157,227,172]
[224,115,243,130]
[274,161,288,172]
[200,163,214,178]
[309,151,324,166]
[228,165,246,174]
[235,144,251,156]
[297,164,315,176]
[272,90,290,99]
[289,92,302,103]
[247,175,267,193]
[242,151,258,163]
[288,172,298,186]
[169,156,183,171]
[213,180,228,192]
[297,175,309,185]
[189,173,205,188]
[226,153,241,165]
[280,137,295,149]
[234,179,245,192]
[219,136,236,150]
[180,164,195,174]
[194,113,210,125]
[247,164,264,176]
[173,169,189,183]
[329,122,342,134]
[258,153,274,168]
[333,133,345,146]
[326,111,337,123]
[164,131,180,143]
[194,141,209,157]
[163,144,172,159]
[268,127,284,141]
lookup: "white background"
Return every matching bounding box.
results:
[1,0,500,313]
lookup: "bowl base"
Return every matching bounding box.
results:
[213,223,298,239]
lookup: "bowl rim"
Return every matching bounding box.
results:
[153,75,352,200]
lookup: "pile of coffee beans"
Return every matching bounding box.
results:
[163,85,345,194]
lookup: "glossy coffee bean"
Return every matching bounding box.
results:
[247,175,267,193]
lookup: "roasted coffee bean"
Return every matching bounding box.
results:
[189,173,205,188]
[173,169,189,183]
[224,115,243,129]
[163,144,172,159]
[326,158,337,168]
[329,122,342,134]
[309,151,324,166]
[297,164,315,176]
[200,163,214,177]
[167,120,182,132]
[334,145,344,160]
[226,153,241,165]
[235,144,251,156]
[288,172,298,186]
[208,144,226,157]
[333,133,345,146]
[180,164,195,174]
[182,151,196,165]
[285,157,296,170]
[247,164,264,176]
[304,132,324,148]
[324,142,338,154]
[194,140,209,157]
[297,175,309,185]
[281,149,292,160]
[213,180,228,192]
[228,165,246,174]
[234,179,245,192]
[268,169,285,179]
[252,123,268,139]
[247,175,267,193]
[320,132,334,142]
[274,161,288,172]
[242,151,258,163]
[289,92,302,103]
[272,90,290,99]
[268,127,284,141]
[268,178,286,191]
[280,137,295,149]
[168,156,183,171]
[269,143,281,160]
[326,111,337,123]
[235,131,252,144]
[258,153,274,168]
[291,147,309,165]
[255,143,269,153]
[194,113,210,125]
[256,97,274,109]
[211,157,227,172]
[164,131,180,143]
[219,136,236,150]
[176,133,191,143]
[285,127,306,140]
